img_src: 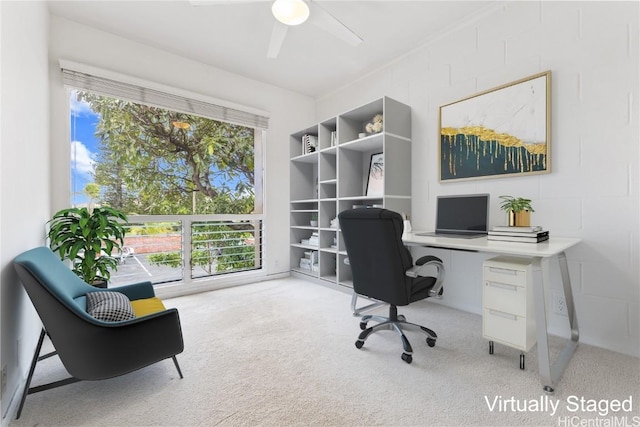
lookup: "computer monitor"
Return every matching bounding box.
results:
[435,194,489,235]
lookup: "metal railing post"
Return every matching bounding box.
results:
[182,217,193,284]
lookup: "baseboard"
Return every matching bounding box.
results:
[155,270,290,300]
[2,372,22,425]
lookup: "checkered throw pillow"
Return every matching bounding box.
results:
[86,291,135,322]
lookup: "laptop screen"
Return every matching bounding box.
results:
[436,194,489,234]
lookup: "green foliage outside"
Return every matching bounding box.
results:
[126,222,178,236]
[77,91,256,216]
[75,91,261,278]
[148,223,258,275]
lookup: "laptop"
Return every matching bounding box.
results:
[417,194,489,239]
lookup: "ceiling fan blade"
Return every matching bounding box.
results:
[267,21,289,59]
[307,1,362,46]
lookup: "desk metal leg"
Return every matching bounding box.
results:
[532,253,579,393]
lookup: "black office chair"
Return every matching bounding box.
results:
[339,208,445,364]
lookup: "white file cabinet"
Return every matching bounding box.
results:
[483,256,538,369]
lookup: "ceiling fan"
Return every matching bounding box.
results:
[190,0,363,59]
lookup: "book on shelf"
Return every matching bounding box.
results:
[302,134,318,155]
[300,250,319,271]
[488,233,550,243]
[304,250,318,264]
[492,225,543,233]
[308,232,320,247]
[299,258,312,270]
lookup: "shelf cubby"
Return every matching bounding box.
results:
[290,97,411,289]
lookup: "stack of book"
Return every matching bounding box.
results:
[488,225,550,243]
[299,250,318,272]
[301,232,319,247]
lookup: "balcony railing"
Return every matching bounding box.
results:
[108,214,264,288]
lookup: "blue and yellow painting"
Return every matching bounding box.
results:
[439,72,550,181]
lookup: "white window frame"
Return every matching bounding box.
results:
[61,60,270,297]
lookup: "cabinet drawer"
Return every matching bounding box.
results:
[483,281,527,317]
[483,308,527,350]
[483,265,527,286]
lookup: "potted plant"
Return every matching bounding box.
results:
[499,195,534,227]
[47,206,128,287]
[310,212,318,227]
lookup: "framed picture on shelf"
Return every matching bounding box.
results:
[366,152,384,196]
[439,70,551,182]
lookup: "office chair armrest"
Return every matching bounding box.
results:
[405,256,445,297]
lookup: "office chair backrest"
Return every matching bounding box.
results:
[339,208,414,306]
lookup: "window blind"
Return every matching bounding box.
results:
[61,68,269,129]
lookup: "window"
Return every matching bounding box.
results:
[70,90,260,215]
[66,68,267,287]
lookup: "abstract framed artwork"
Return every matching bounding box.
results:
[439,71,551,182]
[366,152,384,196]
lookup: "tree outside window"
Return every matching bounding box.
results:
[70,90,262,282]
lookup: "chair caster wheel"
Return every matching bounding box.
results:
[426,337,436,347]
[398,315,406,322]
[401,353,412,364]
[359,322,367,330]
[355,340,364,349]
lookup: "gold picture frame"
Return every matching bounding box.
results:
[439,71,551,182]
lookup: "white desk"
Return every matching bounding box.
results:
[403,232,581,394]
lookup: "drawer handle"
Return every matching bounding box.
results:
[489,267,519,275]
[488,309,518,321]
[486,282,518,292]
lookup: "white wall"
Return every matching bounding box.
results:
[0,1,51,423]
[48,16,316,280]
[0,10,314,421]
[317,1,639,357]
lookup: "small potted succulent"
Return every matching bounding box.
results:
[47,206,128,287]
[499,196,534,227]
[310,212,319,227]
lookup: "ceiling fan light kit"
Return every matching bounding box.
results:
[272,0,310,26]
[193,0,360,58]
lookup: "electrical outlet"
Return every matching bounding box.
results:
[1,364,7,398]
[553,291,567,316]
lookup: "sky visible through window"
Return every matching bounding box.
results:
[70,92,99,207]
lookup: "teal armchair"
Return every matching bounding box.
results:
[13,247,184,419]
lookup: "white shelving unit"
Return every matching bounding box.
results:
[289,97,411,288]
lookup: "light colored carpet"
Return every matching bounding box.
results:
[10,277,640,426]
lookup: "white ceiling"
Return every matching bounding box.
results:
[48,0,500,98]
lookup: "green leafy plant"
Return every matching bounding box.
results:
[47,206,128,285]
[148,224,256,274]
[499,195,535,213]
